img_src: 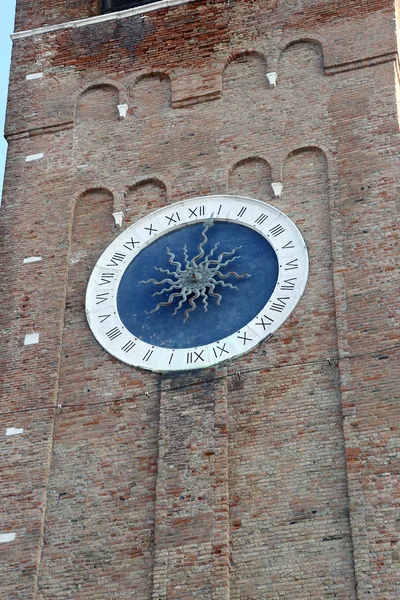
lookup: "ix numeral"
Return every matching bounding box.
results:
[123,237,140,251]
[213,343,229,358]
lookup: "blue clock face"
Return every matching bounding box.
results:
[86,195,308,372]
[116,221,279,349]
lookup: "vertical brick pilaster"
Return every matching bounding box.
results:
[152,371,230,600]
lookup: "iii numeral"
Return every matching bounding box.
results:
[121,340,136,353]
[254,213,268,226]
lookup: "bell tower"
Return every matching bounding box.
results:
[1,0,399,598]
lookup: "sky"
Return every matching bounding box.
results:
[0,0,17,197]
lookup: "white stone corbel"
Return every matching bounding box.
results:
[117,104,128,120]
[271,182,283,198]
[0,533,16,544]
[113,211,124,228]
[6,428,24,436]
[24,333,40,345]
[266,72,277,88]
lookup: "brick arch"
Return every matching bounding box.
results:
[278,39,325,79]
[74,79,127,120]
[124,178,168,226]
[228,157,272,200]
[222,50,268,95]
[132,71,172,109]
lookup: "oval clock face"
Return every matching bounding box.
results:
[86,195,308,372]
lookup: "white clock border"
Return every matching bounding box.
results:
[85,195,309,372]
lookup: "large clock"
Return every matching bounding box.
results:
[85,195,308,371]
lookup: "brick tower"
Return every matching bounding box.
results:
[1,0,399,598]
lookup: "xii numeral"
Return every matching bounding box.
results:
[188,206,205,218]
[187,350,205,364]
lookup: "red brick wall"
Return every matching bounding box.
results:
[1,0,399,598]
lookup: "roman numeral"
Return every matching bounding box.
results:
[237,207,247,218]
[280,278,297,291]
[123,237,140,251]
[282,240,295,249]
[188,206,205,218]
[186,350,205,364]
[254,213,268,226]
[169,352,175,365]
[237,331,252,345]
[96,292,110,305]
[165,212,181,225]
[98,314,111,323]
[144,224,157,235]
[143,349,154,362]
[270,297,290,312]
[217,204,222,215]
[255,315,274,329]
[107,252,125,266]
[285,259,299,270]
[121,340,136,353]
[212,343,229,358]
[99,272,114,286]
[269,224,285,237]
[106,327,122,340]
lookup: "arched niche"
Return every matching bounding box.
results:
[67,188,115,317]
[133,72,172,115]
[279,40,324,88]
[124,178,168,226]
[222,51,267,98]
[228,157,272,200]
[75,85,120,160]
